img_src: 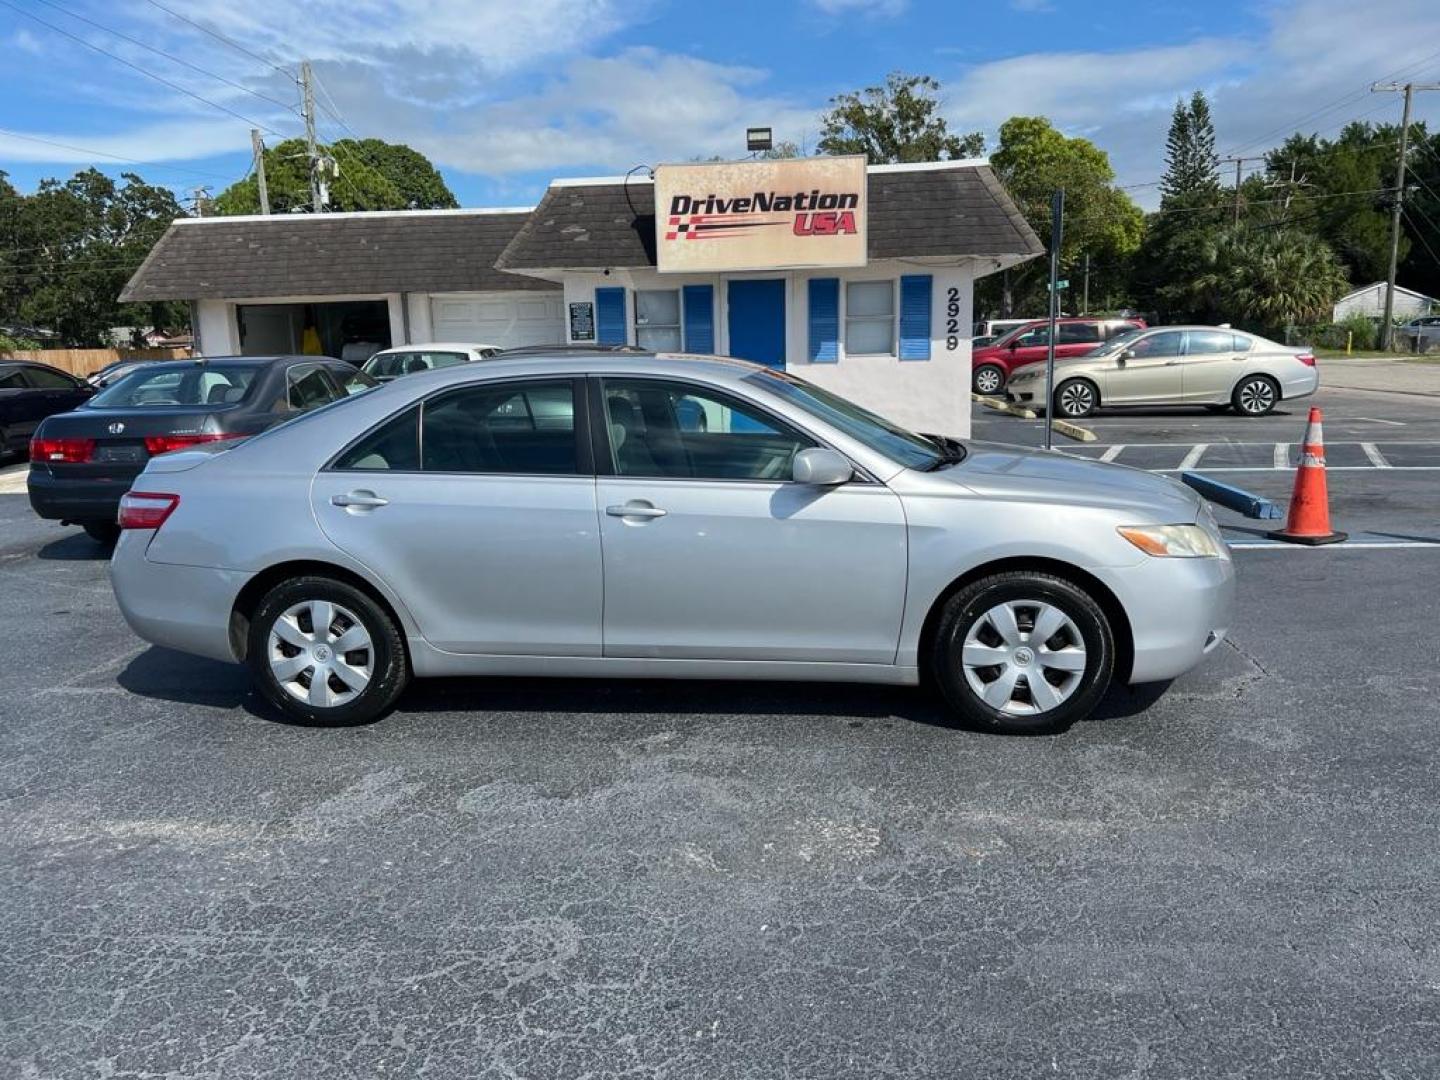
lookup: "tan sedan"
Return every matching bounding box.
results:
[1003,326,1319,418]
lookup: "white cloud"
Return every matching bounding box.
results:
[808,0,907,13]
[0,119,254,165]
[10,28,45,54]
[1009,0,1055,11]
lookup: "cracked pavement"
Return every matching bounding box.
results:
[2,481,1438,1078]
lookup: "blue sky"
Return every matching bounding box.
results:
[2,0,1439,210]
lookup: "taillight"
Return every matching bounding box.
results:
[1296,353,1316,367]
[118,492,180,531]
[144,432,246,455]
[30,436,95,463]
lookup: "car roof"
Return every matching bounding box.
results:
[355,349,768,392]
[371,342,496,353]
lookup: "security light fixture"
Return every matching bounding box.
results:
[746,127,773,152]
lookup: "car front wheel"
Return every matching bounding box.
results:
[973,364,1005,396]
[1053,378,1098,419]
[930,571,1115,734]
[1232,375,1279,416]
[248,576,409,726]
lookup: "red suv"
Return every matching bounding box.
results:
[972,317,1147,395]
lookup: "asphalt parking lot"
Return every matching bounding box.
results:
[3,382,1439,1078]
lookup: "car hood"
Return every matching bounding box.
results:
[937,441,1203,521]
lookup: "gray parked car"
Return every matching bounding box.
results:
[110,352,1235,735]
[1005,326,1319,418]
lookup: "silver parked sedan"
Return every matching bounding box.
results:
[1004,326,1319,418]
[110,352,1234,735]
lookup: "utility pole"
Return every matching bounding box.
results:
[1082,252,1090,316]
[251,129,270,215]
[190,186,210,217]
[300,60,325,213]
[1042,189,1064,452]
[1219,155,1265,228]
[1372,82,1440,350]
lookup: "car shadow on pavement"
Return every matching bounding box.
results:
[36,533,113,561]
[115,647,1173,735]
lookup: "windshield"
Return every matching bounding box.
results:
[745,369,944,471]
[87,364,259,408]
[363,351,468,379]
[1084,327,1146,356]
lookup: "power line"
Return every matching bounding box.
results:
[141,0,295,81]
[1402,207,1440,267]
[0,127,238,182]
[311,70,362,141]
[0,0,285,136]
[30,0,300,116]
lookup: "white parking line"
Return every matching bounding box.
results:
[1099,444,1125,463]
[1230,541,1440,550]
[1273,443,1288,469]
[1178,444,1208,470]
[1160,465,1440,473]
[1360,442,1391,468]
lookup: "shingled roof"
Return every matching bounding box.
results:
[495,163,1044,273]
[121,209,558,302]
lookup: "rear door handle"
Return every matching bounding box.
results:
[332,491,388,509]
[606,502,666,519]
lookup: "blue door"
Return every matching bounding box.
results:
[727,279,786,370]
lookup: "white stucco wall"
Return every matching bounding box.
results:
[1333,284,1436,321]
[558,259,977,437]
[194,299,239,355]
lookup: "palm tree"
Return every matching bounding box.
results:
[1188,228,1349,337]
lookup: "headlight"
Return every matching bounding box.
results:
[1117,523,1226,558]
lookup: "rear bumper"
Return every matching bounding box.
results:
[1093,552,1237,684]
[111,531,250,662]
[1280,367,1319,400]
[27,466,136,523]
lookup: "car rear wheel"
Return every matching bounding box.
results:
[973,364,1005,396]
[1053,378,1098,419]
[1233,375,1279,417]
[82,521,120,545]
[248,576,408,726]
[930,571,1115,735]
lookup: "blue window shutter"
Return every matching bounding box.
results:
[899,275,933,360]
[682,285,714,353]
[596,287,626,345]
[808,278,839,362]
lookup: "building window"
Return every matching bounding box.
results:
[635,290,682,351]
[845,280,895,355]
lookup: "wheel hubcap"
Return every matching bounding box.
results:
[1240,381,1273,413]
[1061,384,1092,415]
[268,599,374,708]
[977,369,1001,394]
[961,600,1087,715]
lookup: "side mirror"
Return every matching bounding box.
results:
[792,447,852,486]
[1120,348,1136,361]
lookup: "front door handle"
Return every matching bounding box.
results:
[332,491,389,509]
[606,502,666,519]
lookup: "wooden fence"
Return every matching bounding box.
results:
[2,347,193,378]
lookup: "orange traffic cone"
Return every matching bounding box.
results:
[1268,406,1347,545]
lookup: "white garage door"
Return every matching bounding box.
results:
[429,292,563,349]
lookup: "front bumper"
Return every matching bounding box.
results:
[27,466,137,524]
[1093,551,1236,684]
[111,530,251,662]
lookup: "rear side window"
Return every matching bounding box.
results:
[0,369,25,389]
[422,380,576,474]
[288,367,336,411]
[334,406,420,471]
[1058,322,1103,344]
[89,365,258,407]
[1186,330,1236,355]
[23,367,80,389]
[1232,333,1253,352]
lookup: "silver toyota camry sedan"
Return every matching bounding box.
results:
[110,352,1235,735]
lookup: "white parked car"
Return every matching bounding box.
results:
[360,343,501,383]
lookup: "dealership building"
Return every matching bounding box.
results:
[122,157,1041,436]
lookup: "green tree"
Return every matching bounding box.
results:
[1160,91,1220,206]
[818,72,984,163]
[6,169,188,346]
[983,116,1144,314]
[1186,228,1349,336]
[214,137,455,214]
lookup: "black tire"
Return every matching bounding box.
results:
[929,571,1115,735]
[972,364,1005,396]
[1232,375,1279,417]
[247,575,409,726]
[82,521,120,545]
[1204,404,1231,414]
[1053,378,1099,419]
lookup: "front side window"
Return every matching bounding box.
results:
[1127,331,1185,359]
[845,281,895,355]
[635,290,682,351]
[365,351,469,379]
[0,368,26,389]
[422,380,576,474]
[288,367,336,411]
[602,378,813,480]
[1012,325,1051,348]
